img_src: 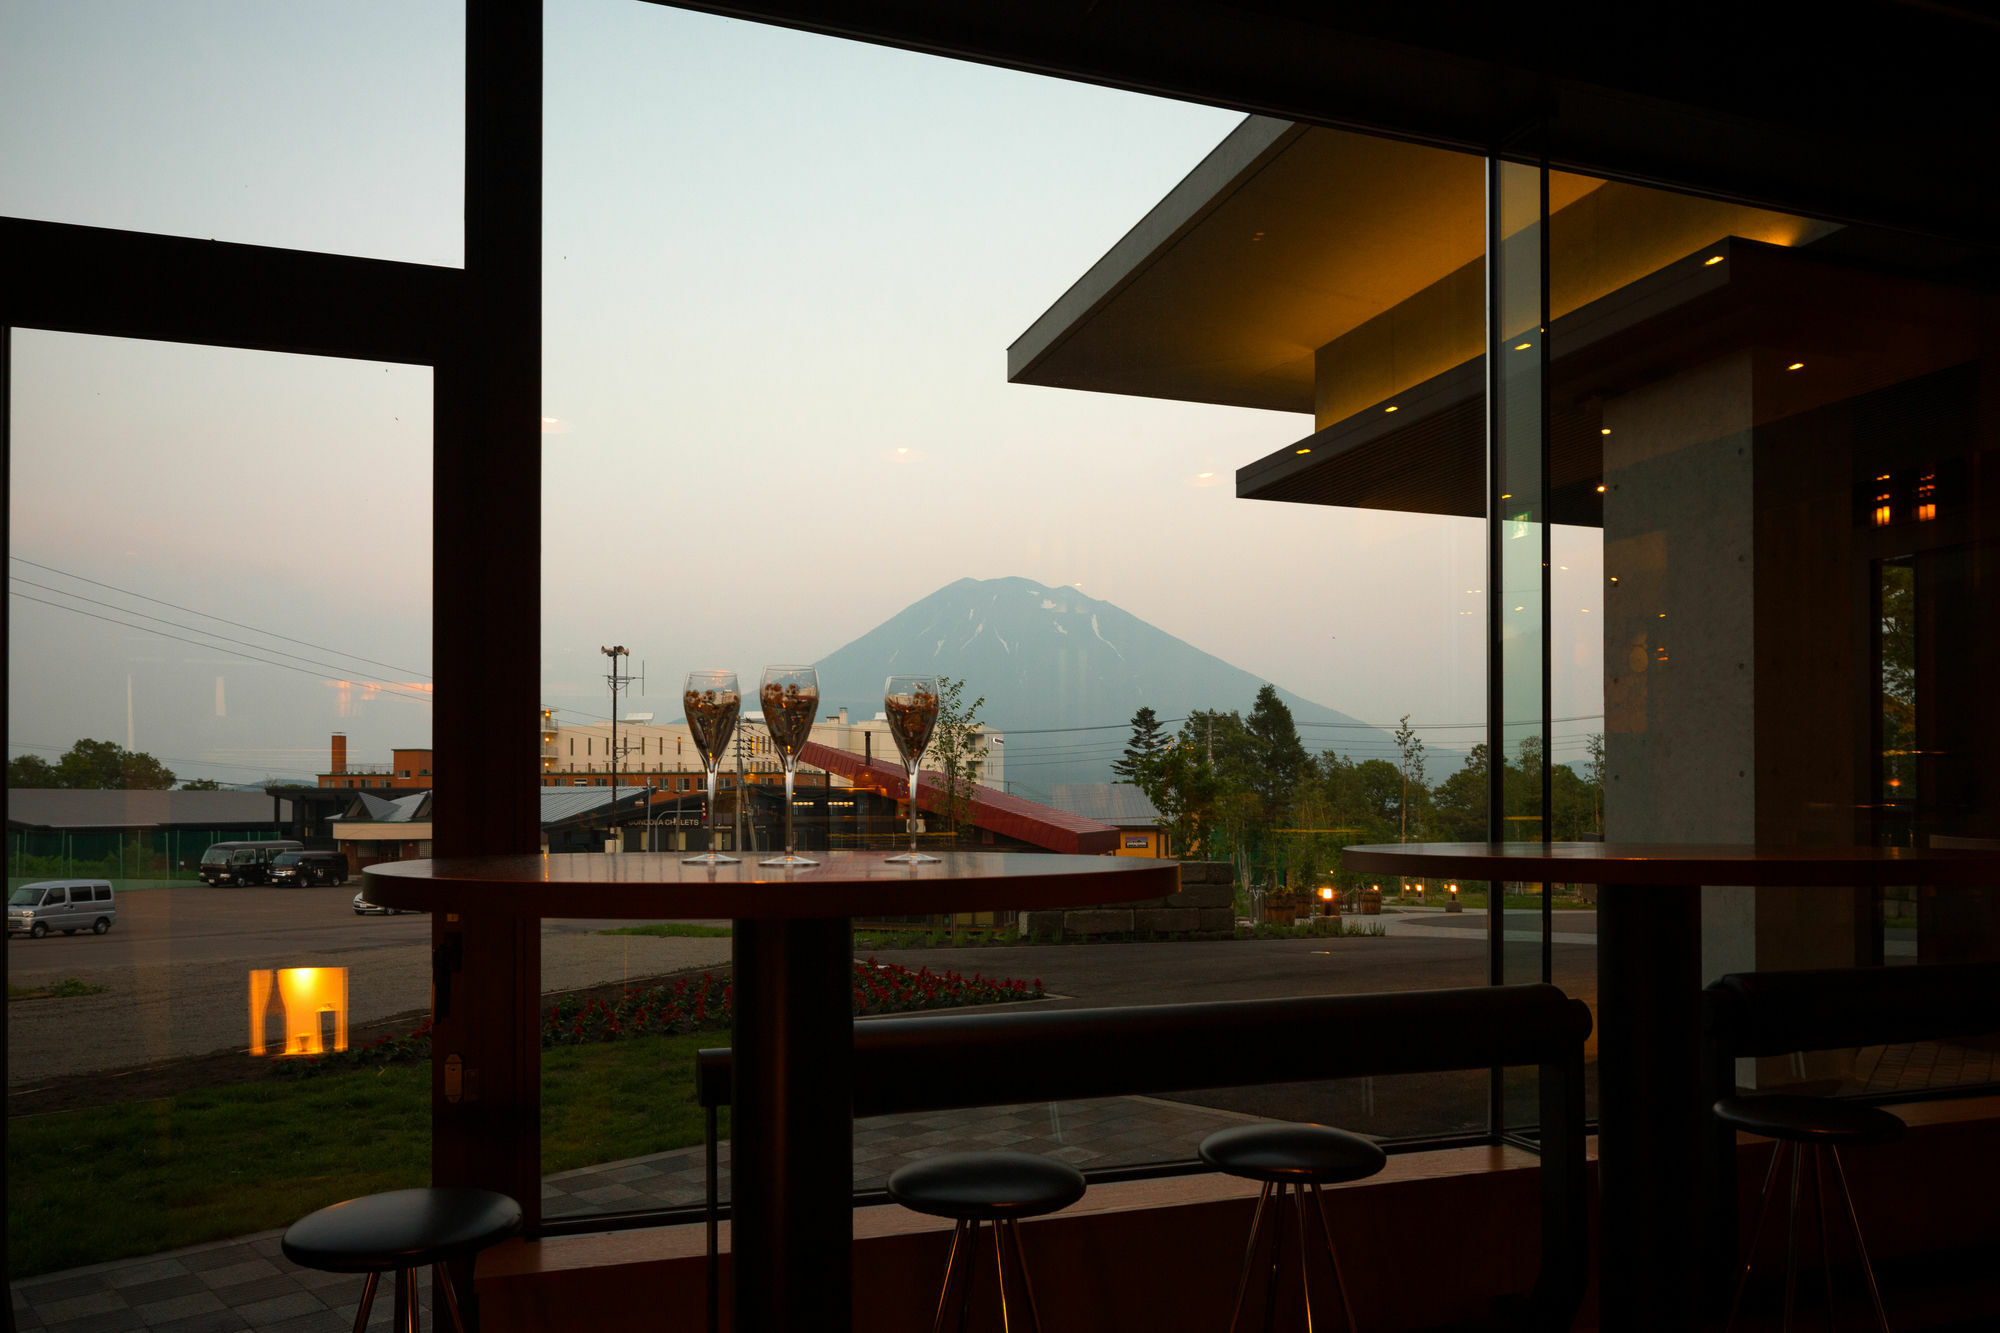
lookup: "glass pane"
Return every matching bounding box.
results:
[7,334,435,1303]
[536,7,1492,1225]
[1541,168,2000,1101]
[0,2,463,265]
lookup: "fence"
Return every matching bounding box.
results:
[7,828,295,886]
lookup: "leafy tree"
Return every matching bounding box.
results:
[180,778,225,791]
[1394,715,1428,842]
[1431,743,1488,841]
[1111,706,1167,782]
[17,739,176,789]
[928,677,987,845]
[8,753,58,787]
[1132,729,1220,860]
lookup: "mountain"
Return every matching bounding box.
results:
[813,576,1393,794]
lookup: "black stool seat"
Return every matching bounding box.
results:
[1199,1122,1388,1184]
[1713,1095,1906,1147]
[888,1151,1086,1221]
[283,1188,523,1273]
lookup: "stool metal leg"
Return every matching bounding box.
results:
[1814,1148,1835,1325]
[1003,1219,1048,1333]
[350,1271,382,1333]
[990,1216,1014,1333]
[434,1261,466,1333]
[1225,1184,1273,1333]
[1291,1185,1315,1333]
[392,1266,420,1333]
[931,1219,970,1333]
[1828,1147,1893,1333]
[1725,1140,1791,1333]
[1310,1183,1358,1332]
[1262,1183,1290,1333]
[1782,1136,1804,1331]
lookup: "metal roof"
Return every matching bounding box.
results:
[800,742,1119,855]
[1045,783,1162,826]
[5,788,292,830]
[538,786,655,826]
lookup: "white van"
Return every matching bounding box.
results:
[7,879,117,938]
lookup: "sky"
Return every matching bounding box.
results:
[4,0,1603,786]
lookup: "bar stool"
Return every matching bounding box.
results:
[282,1187,522,1333]
[1714,1094,1905,1333]
[886,1150,1086,1333]
[1200,1122,1386,1332]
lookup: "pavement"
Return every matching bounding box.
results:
[11,1092,1267,1333]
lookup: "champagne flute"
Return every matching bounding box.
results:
[882,674,941,863]
[682,671,741,865]
[758,665,820,867]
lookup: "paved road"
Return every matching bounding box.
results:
[6,888,1605,1091]
[6,887,734,1089]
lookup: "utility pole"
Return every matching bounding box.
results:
[601,645,631,849]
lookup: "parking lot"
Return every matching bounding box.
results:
[6,885,734,1089]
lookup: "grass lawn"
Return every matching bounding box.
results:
[8,1033,722,1280]
[595,922,733,939]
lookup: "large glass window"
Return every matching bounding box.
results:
[0,0,463,264]
[7,334,436,1295]
[535,6,1498,1227]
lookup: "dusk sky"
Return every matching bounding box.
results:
[5,1,1602,786]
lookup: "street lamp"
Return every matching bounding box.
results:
[602,645,629,850]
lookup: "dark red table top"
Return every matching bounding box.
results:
[1342,842,2000,886]
[364,850,1178,918]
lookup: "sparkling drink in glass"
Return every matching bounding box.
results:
[682,671,742,864]
[882,674,941,863]
[758,665,820,867]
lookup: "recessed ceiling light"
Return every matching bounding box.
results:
[1600,427,1612,435]
[1704,255,1724,266]
[1296,447,1312,455]
[1787,361,1805,371]
[1384,405,1399,413]
[1514,342,1533,351]
[1596,484,1607,493]
[1196,471,1214,479]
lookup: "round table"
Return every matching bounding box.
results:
[1340,842,2000,1332]
[366,850,1176,1333]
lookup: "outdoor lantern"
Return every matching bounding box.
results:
[1319,885,1335,914]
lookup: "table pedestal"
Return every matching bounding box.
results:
[730,918,855,1333]
[1597,883,1704,1331]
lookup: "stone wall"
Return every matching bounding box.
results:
[1019,860,1235,939]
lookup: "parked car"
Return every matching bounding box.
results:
[269,851,350,887]
[352,890,410,916]
[198,840,304,886]
[8,880,116,938]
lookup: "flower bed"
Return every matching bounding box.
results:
[278,960,1042,1075]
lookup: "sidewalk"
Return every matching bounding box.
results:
[13,1093,1264,1333]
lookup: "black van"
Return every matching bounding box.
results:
[268,850,350,887]
[198,840,304,885]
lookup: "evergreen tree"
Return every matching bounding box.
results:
[1111,706,1167,782]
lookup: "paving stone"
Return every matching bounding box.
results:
[203,1274,308,1307]
[234,1292,330,1326]
[149,1310,251,1333]
[113,1275,212,1306]
[17,1279,108,1305]
[133,1291,229,1324]
[178,1248,261,1275]
[39,1307,145,1333]
[262,1309,352,1333]
[195,1261,281,1291]
[34,1292,128,1324]
[102,1260,192,1290]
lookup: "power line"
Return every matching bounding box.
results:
[10,556,432,680]
[9,591,435,706]
[11,575,429,688]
